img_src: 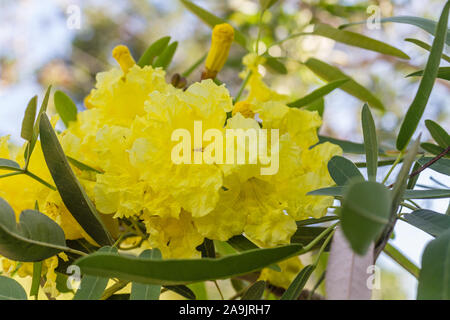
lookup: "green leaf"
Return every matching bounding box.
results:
[75,244,305,285]
[74,246,117,300]
[317,136,372,154]
[425,119,450,149]
[39,114,113,246]
[21,96,37,141]
[241,280,266,300]
[67,156,104,174]
[361,104,378,181]
[295,216,339,227]
[54,90,77,128]
[291,227,330,251]
[0,197,66,262]
[312,23,409,59]
[417,229,450,299]
[260,0,278,10]
[30,261,42,298]
[403,189,450,199]
[308,186,344,197]
[0,276,27,300]
[26,86,52,164]
[304,97,325,117]
[421,142,449,157]
[130,249,162,300]
[405,38,450,63]
[0,159,21,171]
[153,42,178,70]
[417,157,450,176]
[404,209,450,237]
[287,79,348,109]
[340,181,391,255]
[227,235,280,271]
[340,16,450,46]
[383,243,420,279]
[137,36,171,67]
[305,58,385,110]
[263,56,287,74]
[327,156,364,186]
[396,2,450,151]
[180,0,248,48]
[407,67,450,81]
[280,265,315,300]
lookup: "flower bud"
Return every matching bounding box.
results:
[202,23,234,80]
[112,45,136,74]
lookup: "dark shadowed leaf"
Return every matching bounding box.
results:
[241,280,266,300]
[281,265,315,300]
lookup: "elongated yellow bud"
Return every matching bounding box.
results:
[232,101,254,118]
[112,45,136,74]
[203,23,234,80]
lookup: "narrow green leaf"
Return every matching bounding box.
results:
[153,42,178,70]
[340,181,391,255]
[383,243,420,279]
[396,2,450,151]
[417,157,450,176]
[317,136,368,154]
[137,36,171,67]
[0,197,66,262]
[308,186,344,197]
[54,91,77,128]
[241,280,266,300]
[403,189,450,199]
[0,276,27,300]
[288,79,348,109]
[417,229,450,299]
[21,96,37,141]
[30,261,42,298]
[180,0,248,48]
[260,0,278,10]
[407,67,450,81]
[39,114,113,246]
[425,120,450,149]
[305,58,385,110]
[280,265,315,300]
[361,104,378,181]
[74,246,117,300]
[295,216,339,227]
[340,16,450,46]
[75,244,305,285]
[327,155,364,186]
[313,23,409,59]
[131,249,162,300]
[405,38,450,63]
[26,86,52,163]
[291,227,330,251]
[304,97,325,117]
[404,209,450,237]
[67,156,104,174]
[421,142,449,157]
[0,159,21,171]
[187,282,208,300]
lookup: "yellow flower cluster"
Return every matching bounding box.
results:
[59,48,341,257]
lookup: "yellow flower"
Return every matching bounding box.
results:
[203,23,235,79]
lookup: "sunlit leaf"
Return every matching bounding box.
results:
[137,36,171,67]
[20,96,37,141]
[288,79,348,109]
[54,90,78,128]
[0,276,27,300]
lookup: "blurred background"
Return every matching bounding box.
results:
[0,0,448,299]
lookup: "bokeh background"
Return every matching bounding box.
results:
[0,0,448,299]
